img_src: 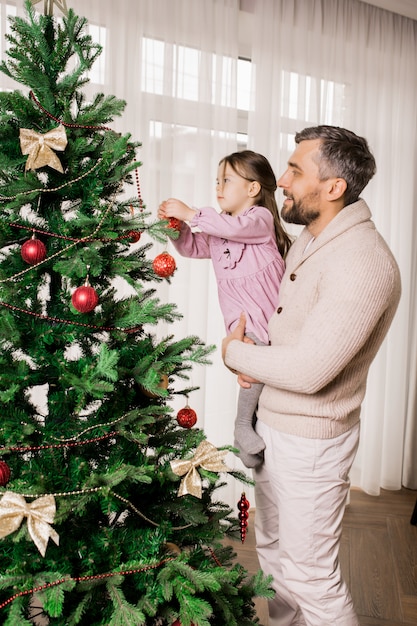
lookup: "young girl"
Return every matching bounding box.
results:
[158,150,292,467]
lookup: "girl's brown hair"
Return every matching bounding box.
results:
[219,150,292,258]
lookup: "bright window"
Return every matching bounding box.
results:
[0,3,16,59]
[141,37,252,112]
[281,70,346,125]
[88,24,106,84]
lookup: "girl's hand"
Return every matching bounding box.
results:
[158,201,168,220]
[164,198,196,222]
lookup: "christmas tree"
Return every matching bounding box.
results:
[0,1,272,624]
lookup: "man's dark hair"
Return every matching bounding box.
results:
[295,125,376,206]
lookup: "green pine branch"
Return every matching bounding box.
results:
[0,2,272,624]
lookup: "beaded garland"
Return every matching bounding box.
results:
[3,431,118,454]
[0,88,196,615]
[0,300,143,333]
[0,91,147,334]
[0,542,226,612]
[0,558,175,611]
[1,188,143,331]
[0,158,103,201]
[10,221,142,244]
[0,414,194,532]
[0,412,226,613]
[29,90,114,133]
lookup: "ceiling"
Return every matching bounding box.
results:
[241,1,417,21]
[357,0,417,20]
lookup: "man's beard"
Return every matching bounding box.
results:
[281,192,320,226]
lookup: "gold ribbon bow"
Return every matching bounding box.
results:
[30,0,68,16]
[0,492,59,557]
[19,124,68,173]
[170,440,231,498]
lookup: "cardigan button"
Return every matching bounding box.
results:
[277,307,283,314]
[290,273,296,281]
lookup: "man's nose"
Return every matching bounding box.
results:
[277,170,290,188]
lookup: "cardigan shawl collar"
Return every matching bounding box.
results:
[286,199,372,272]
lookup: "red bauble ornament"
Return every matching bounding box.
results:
[72,284,99,313]
[172,621,195,626]
[21,236,47,265]
[0,460,11,486]
[238,492,250,543]
[153,252,176,278]
[167,217,182,232]
[127,230,142,243]
[176,405,197,429]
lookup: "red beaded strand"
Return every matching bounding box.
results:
[134,167,144,209]
[0,543,226,612]
[10,222,140,243]
[3,431,117,454]
[0,559,174,611]
[29,90,114,132]
[0,300,142,334]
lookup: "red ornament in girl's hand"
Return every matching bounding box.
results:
[167,217,182,232]
[21,237,47,264]
[72,285,99,313]
[153,252,176,278]
[0,460,11,486]
[176,406,197,428]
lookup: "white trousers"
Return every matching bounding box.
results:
[253,420,360,626]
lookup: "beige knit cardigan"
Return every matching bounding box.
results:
[225,199,401,439]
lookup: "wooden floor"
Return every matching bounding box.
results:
[232,487,417,626]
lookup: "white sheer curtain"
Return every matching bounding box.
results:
[3,0,416,505]
[6,0,247,507]
[247,0,417,495]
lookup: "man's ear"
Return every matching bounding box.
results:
[248,181,261,197]
[326,177,347,201]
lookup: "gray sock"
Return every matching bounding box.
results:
[234,381,265,468]
[234,438,264,468]
[233,333,266,468]
[234,381,265,453]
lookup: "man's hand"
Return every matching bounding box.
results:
[222,312,246,363]
[237,373,259,389]
[222,313,261,387]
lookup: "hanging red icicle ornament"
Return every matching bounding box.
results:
[237,492,250,543]
[71,274,99,313]
[21,233,47,265]
[152,252,176,278]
